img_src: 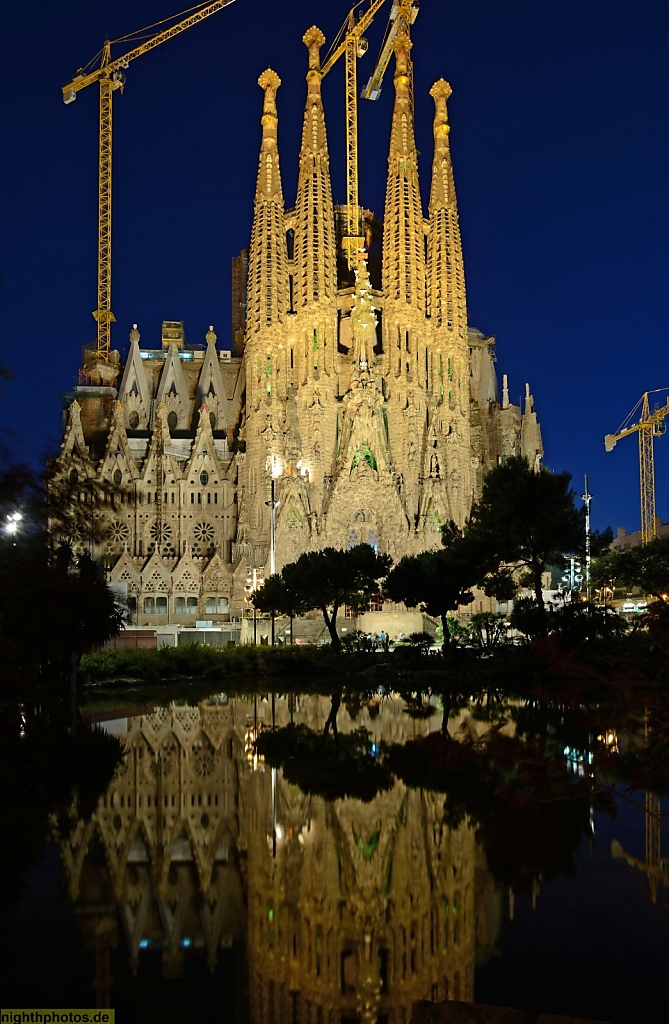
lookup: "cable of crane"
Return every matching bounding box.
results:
[113,2,219,45]
[615,387,669,435]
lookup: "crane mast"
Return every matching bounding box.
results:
[605,390,669,545]
[322,0,389,268]
[320,0,419,268]
[62,1,237,368]
[361,0,420,101]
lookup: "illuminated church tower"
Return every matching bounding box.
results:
[235,16,542,573]
[51,11,542,624]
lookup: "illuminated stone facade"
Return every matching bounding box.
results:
[52,18,542,624]
[57,695,497,1021]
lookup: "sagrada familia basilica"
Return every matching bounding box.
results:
[52,14,542,626]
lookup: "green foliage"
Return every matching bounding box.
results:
[384,524,478,646]
[79,641,353,686]
[592,536,669,602]
[0,463,124,691]
[252,572,310,618]
[256,545,392,651]
[454,612,512,651]
[467,457,584,628]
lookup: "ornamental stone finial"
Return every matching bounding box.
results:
[129,323,140,345]
[303,26,325,70]
[431,78,452,138]
[393,28,412,83]
[258,68,281,94]
[205,325,217,346]
[258,68,281,118]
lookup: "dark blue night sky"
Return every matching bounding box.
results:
[2,0,668,533]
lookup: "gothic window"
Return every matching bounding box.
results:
[167,411,178,430]
[156,596,168,613]
[143,597,155,614]
[128,412,139,429]
[69,469,79,484]
[205,597,229,614]
[367,529,379,552]
[210,412,216,430]
[347,529,360,550]
[113,469,122,486]
[200,470,209,486]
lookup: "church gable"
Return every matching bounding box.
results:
[141,553,171,592]
[118,326,151,429]
[98,402,139,486]
[173,552,201,595]
[196,330,230,438]
[184,402,224,484]
[155,344,190,430]
[57,401,95,477]
[110,553,141,593]
[202,552,233,592]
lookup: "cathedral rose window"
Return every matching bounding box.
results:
[107,520,130,544]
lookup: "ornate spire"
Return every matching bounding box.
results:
[382,27,425,313]
[246,69,288,334]
[427,79,467,335]
[293,27,337,311]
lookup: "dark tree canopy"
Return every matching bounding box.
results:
[385,548,474,647]
[0,466,124,690]
[255,545,392,651]
[466,457,584,628]
[592,536,669,603]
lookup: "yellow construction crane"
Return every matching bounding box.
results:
[62,1,237,366]
[361,0,419,102]
[321,0,419,269]
[605,389,669,545]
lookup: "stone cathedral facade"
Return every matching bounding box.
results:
[52,19,542,627]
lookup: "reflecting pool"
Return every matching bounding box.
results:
[1,687,668,1023]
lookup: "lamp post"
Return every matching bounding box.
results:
[4,511,23,538]
[265,464,281,644]
[581,475,593,602]
[245,568,263,644]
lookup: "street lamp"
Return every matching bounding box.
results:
[245,568,264,644]
[265,459,281,644]
[4,511,23,542]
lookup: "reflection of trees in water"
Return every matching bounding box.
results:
[43,682,656,1021]
[50,694,485,1021]
[0,699,122,924]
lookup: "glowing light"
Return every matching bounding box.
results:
[4,511,22,535]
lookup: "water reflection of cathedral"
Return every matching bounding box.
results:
[58,696,501,1022]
